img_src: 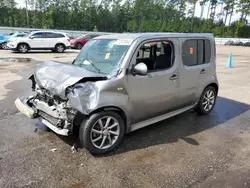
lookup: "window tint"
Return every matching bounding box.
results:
[31,32,44,38]
[54,33,65,38]
[44,32,55,38]
[85,35,92,40]
[182,39,211,66]
[136,40,174,71]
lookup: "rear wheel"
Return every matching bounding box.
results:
[17,44,29,53]
[79,111,125,155]
[55,44,65,53]
[76,43,83,50]
[196,86,217,115]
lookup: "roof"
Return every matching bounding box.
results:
[31,30,66,34]
[96,32,214,40]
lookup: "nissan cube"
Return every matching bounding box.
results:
[15,33,218,155]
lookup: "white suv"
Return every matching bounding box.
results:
[7,31,71,53]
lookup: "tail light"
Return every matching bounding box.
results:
[67,39,70,42]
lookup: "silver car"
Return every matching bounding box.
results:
[15,33,218,155]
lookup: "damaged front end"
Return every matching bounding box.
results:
[15,61,108,136]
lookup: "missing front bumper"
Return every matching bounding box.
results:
[15,97,70,136]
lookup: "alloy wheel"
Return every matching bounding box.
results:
[57,45,64,52]
[20,45,28,53]
[202,90,215,112]
[90,116,120,150]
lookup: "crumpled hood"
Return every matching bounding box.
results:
[34,61,107,97]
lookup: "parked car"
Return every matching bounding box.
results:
[225,40,234,46]
[8,32,29,42]
[15,33,218,155]
[0,34,8,49]
[7,31,70,53]
[243,42,250,46]
[234,41,243,46]
[70,34,100,49]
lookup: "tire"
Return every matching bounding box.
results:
[76,43,83,50]
[55,44,65,53]
[51,49,56,53]
[79,111,125,155]
[196,86,217,115]
[1,42,7,49]
[17,43,29,53]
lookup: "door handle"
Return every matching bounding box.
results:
[200,69,206,74]
[170,74,179,81]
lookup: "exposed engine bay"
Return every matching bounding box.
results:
[26,84,78,135]
[15,61,109,136]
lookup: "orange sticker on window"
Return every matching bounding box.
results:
[190,47,194,54]
[105,53,110,59]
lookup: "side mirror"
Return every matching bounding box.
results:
[29,36,34,39]
[132,63,148,76]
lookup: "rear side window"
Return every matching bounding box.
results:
[31,32,44,38]
[54,33,65,38]
[182,39,211,66]
[44,32,55,38]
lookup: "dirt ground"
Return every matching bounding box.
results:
[0,46,250,188]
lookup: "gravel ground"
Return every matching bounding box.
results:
[0,46,250,188]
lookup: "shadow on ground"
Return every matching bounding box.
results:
[58,96,250,156]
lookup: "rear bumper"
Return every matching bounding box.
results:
[15,97,69,136]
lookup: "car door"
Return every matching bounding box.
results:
[179,38,213,107]
[127,39,181,124]
[42,32,55,48]
[28,32,44,48]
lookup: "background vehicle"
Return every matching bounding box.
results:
[225,40,234,46]
[70,34,100,49]
[243,42,250,46]
[234,41,243,46]
[15,33,218,155]
[8,32,29,42]
[0,34,8,49]
[7,31,70,53]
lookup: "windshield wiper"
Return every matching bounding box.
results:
[85,60,104,74]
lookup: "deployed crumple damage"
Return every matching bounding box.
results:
[34,61,108,98]
[67,82,100,114]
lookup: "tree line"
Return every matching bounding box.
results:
[0,0,250,38]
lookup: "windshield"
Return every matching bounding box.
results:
[73,39,132,74]
[12,33,27,37]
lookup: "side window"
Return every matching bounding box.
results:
[31,32,44,38]
[182,39,211,66]
[85,35,92,40]
[54,33,65,38]
[136,40,174,71]
[44,32,55,38]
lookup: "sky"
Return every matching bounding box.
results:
[17,0,241,25]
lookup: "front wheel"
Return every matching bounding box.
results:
[17,44,29,53]
[196,86,217,115]
[79,111,125,155]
